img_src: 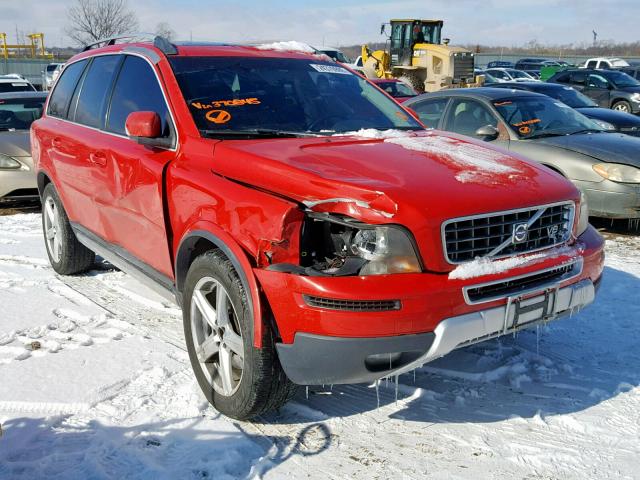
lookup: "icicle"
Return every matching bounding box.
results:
[375,379,380,408]
[413,368,416,384]
[536,325,540,357]
[330,384,333,391]
[394,375,399,404]
[306,386,309,399]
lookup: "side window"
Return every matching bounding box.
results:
[47,60,87,118]
[445,99,498,137]
[73,55,121,128]
[586,61,597,69]
[588,74,608,89]
[106,55,171,137]
[412,98,448,127]
[554,72,571,83]
[571,72,586,85]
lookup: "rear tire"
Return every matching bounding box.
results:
[41,183,95,275]
[612,100,632,113]
[183,250,296,420]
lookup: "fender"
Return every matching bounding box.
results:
[175,221,265,348]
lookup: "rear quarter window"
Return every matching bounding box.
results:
[46,60,87,118]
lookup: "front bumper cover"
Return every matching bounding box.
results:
[278,278,596,385]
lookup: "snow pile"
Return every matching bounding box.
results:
[334,128,413,139]
[385,135,519,184]
[449,245,580,280]
[255,41,315,53]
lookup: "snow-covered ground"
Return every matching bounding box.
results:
[0,212,638,479]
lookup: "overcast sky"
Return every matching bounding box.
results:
[1,0,638,48]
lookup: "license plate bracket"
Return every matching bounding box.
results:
[512,288,557,329]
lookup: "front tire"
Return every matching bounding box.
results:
[612,100,632,113]
[41,183,95,275]
[183,250,296,420]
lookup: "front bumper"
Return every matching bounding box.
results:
[576,178,640,219]
[277,278,596,385]
[256,226,604,385]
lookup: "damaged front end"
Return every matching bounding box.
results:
[267,211,423,277]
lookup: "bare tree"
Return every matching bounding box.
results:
[65,0,139,46]
[155,22,175,41]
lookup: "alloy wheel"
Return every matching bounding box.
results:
[43,196,62,263]
[190,276,245,396]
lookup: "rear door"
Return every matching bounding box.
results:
[97,54,177,278]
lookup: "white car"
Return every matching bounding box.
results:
[485,68,540,83]
[582,57,630,70]
[0,75,37,94]
[43,63,64,91]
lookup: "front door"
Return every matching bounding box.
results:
[584,74,612,108]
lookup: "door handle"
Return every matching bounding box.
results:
[89,151,107,167]
[52,137,63,149]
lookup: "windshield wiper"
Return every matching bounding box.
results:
[527,132,564,139]
[200,129,323,139]
[567,129,603,135]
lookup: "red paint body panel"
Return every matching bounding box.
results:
[255,226,604,343]
[31,42,605,355]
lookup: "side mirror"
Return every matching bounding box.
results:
[475,125,499,140]
[125,111,161,138]
[125,111,172,148]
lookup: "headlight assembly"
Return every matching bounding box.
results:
[577,191,590,236]
[631,93,640,102]
[300,213,422,276]
[593,163,640,183]
[0,153,22,170]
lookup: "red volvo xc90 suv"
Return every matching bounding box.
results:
[31,37,604,419]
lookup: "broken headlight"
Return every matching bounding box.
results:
[301,214,422,276]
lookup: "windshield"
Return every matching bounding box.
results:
[509,70,533,79]
[493,96,603,139]
[169,56,421,135]
[0,82,34,93]
[544,86,597,108]
[607,71,640,88]
[375,81,417,98]
[0,97,45,130]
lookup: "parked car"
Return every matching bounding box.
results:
[582,57,630,69]
[316,47,351,64]
[488,81,640,135]
[0,74,37,93]
[485,68,539,83]
[32,39,603,420]
[370,78,418,102]
[0,91,47,203]
[548,68,640,114]
[514,58,548,76]
[486,60,514,69]
[43,63,64,91]
[405,88,640,219]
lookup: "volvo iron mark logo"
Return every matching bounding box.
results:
[512,222,529,244]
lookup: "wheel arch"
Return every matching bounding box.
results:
[37,170,52,197]
[175,226,265,348]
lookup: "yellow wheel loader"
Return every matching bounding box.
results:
[361,19,480,93]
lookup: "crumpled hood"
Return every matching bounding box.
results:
[536,132,640,167]
[0,130,30,157]
[211,130,577,224]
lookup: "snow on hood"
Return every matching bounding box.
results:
[449,244,583,280]
[333,129,414,139]
[385,135,521,185]
[255,41,315,53]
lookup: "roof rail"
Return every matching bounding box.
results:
[82,33,178,55]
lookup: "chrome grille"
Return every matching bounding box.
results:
[443,203,574,264]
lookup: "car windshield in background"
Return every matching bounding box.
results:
[493,96,603,139]
[509,70,533,79]
[169,56,421,135]
[0,83,33,93]
[321,50,350,63]
[607,71,640,88]
[0,98,45,130]
[376,81,417,98]
[546,87,597,108]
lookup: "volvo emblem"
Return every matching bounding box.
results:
[512,223,529,244]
